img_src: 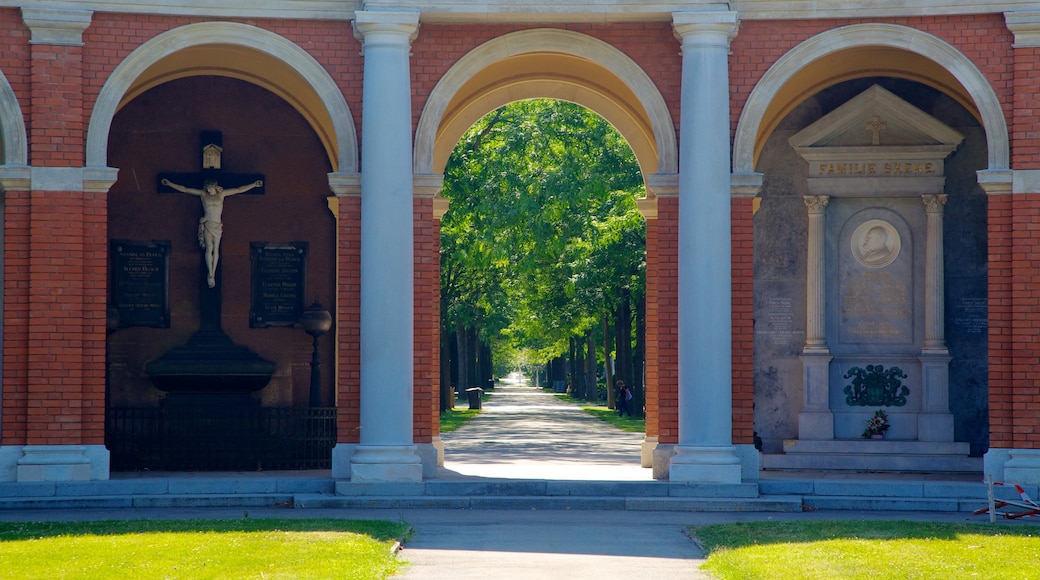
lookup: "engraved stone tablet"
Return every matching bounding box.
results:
[250,242,307,328]
[110,240,170,328]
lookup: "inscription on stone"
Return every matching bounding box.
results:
[250,242,307,328]
[954,297,988,335]
[813,160,940,178]
[110,240,170,328]
[840,269,912,343]
[763,297,794,345]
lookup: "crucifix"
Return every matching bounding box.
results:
[865,115,887,146]
[158,131,264,289]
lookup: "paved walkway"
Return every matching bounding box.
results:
[438,380,650,481]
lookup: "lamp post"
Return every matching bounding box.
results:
[301,302,333,407]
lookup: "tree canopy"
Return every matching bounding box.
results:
[441,99,646,376]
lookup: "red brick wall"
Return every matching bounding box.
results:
[988,194,1013,448]
[655,198,678,444]
[413,199,438,444]
[729,15,1014,144]
[731,197,755,445]
[336,196,361,443]
[1,190,29,445]
[643,217,659,439]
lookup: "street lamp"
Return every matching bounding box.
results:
[301,302,332,407]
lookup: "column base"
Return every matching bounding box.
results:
[652,443,674,480]
[668,445,742,483]
[798,411,835,440]
[415,441,442,478]
[331,443,356,479]
[641,436,657,468]
[2,445,110,482]
[349,445,423,482]
[917,412,954,442]
[1003,449,1040,485]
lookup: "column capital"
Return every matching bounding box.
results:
[328,171,361,197]
[353,10,420,48]
[922,193,948,213]
[21,7,91,46]
[803,195,830,214]
[672,10,738,47]
[1005,11,1040,47]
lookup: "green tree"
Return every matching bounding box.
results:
[441,99,646,409]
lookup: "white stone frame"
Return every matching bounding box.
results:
[732,23,1010,178]
[412,28,678,178]
[85,21,359,175]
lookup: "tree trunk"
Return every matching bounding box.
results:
[440,327,454,411]
[634,289,646,416]
[615,288,633,393]
[603,314,614,409]
[455,326,470,393]
[585,330,597,401]
[478,338,493,390]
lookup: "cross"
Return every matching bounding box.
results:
[158,131,265,290]
[865,115,886,146]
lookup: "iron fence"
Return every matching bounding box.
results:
[106,406,337,471]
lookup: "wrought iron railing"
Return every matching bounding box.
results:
[106,406,336,471]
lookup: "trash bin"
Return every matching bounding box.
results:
[465,387,483,410]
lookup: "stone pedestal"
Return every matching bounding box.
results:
[12,445,109,482]
[799,352,834,440]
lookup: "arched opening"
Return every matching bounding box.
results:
[415,29,676,478]
[741,27,998,473]
[437,98,649,479]
[100,30,346,471]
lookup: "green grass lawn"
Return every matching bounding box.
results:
[553,392,646,432]
[440,406,481,433]
[0,518,409,579]
[691,519,1040,580]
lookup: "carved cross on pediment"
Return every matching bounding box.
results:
[865,115,887,146]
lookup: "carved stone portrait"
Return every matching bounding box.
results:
[851,219,900,268]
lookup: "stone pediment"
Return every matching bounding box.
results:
[789,85,964,196]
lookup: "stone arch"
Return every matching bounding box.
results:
[86,21,357,174]
[733,23,1009,175]
[0,68,27,167]
[413,28,677,184]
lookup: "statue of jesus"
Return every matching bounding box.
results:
[161,178,264,288]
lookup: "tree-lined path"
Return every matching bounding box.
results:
[438,378,650,481]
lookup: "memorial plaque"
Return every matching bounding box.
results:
[111,240,170,328]
[250,242,307,327]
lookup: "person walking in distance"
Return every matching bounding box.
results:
[616,380,633,417]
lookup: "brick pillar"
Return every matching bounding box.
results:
[983,12,1040,483]
[329,177,362,478]
[0,8,110,482]
[654,196,679,457]
[412,194,441,476]
[731,195,755,446]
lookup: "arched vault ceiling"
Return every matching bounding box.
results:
[434,53,658,177]
[117,44,339,171]
[754,46,976,169]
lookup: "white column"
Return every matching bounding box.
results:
[349,10,423,482]
[799,195,834,440]
[918,194,953,442]
[669,11,742,483]
[922,194,948,352]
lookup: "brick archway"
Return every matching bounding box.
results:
[733,23,1009,176]
[412,28,678,472]
[85,21,358,174]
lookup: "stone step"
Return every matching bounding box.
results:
[334,480,761,499]
[761,453,982,473]
[0,493,296,510]
[294,493,804,512]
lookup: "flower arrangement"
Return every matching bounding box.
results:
[862,409,890,439]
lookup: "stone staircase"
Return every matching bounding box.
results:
[761,440,982,473]
[0,473,1009,514]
